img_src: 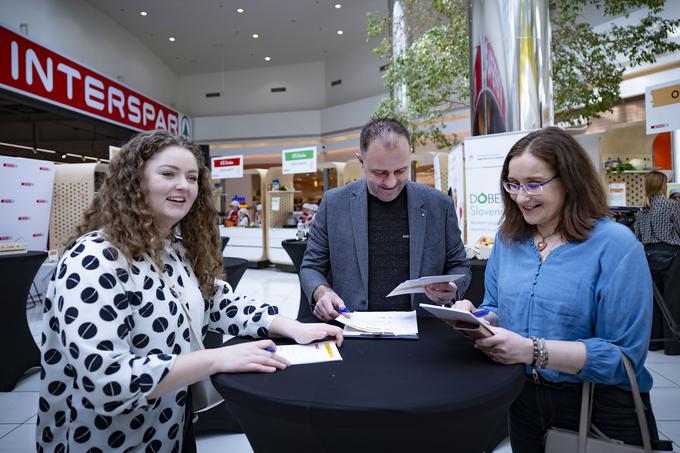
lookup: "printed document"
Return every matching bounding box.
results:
[274,340,342,365]
[387,274,465,297]
[335,311,419,339]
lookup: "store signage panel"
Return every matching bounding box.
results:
[645,79,680,134]
[211,155,243,179]
[0,25,192,138]
[463,130,529,245]
[282,147,317,174]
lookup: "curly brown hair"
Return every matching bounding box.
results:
[499,127,609,243]
[70,129,222,293]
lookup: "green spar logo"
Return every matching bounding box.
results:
[284,149,314,161]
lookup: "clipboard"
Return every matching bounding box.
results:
[419,303,493,339]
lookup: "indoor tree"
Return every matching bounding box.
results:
[367,0,680,149]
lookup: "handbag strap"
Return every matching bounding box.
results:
[142,251,206,351]
[620,351,653,452]
[577,348,652,453]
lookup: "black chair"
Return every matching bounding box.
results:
[646,249,680,351]
[281,239,316,321]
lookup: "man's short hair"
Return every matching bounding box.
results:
[359,118,411,155]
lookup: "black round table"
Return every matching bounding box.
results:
[213,317,525,452]
[0,251,47,391]
[222,257,248,291]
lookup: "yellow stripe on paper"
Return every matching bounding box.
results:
[324,342,334,358]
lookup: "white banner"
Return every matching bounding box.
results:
[447,145,466,241]
[212,155,244,179]
[645,79,680,134]
[464,131,530,245]
[282,147,317,175]
[0,156,55,251]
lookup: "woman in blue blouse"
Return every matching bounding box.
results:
[454,127,662,452]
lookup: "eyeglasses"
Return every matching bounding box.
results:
[502,176,559,195]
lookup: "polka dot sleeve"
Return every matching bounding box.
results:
[207,279,278,338]
[49,236,177,416]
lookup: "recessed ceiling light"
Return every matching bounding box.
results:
[140,11,148,16]
[236,8,244,13]
[264,56,271,62]
[169,37,176,42]
[337,30,344,35]
[252,33,259,38]
[334,3,342,9]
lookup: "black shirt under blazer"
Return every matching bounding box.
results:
[300,179,471,313]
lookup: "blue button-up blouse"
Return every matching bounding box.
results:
[481,218,654,392]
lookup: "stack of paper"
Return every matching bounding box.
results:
[386,274,464,297]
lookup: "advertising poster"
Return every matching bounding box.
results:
[464,130,530,245]
[645,78,680,134]
[211,155,244,179]
[0,156,55,251]
[447,145,465,240]
[282,147,317,175]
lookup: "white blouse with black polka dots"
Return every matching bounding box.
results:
[36,231,278,452]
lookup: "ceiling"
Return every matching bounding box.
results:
[85,0,389,75]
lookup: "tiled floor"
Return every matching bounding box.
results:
[3,267,679,452]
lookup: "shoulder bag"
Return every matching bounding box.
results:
[544,348,671,452]
[143,252,224,413]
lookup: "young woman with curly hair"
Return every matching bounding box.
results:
[37,130,342,453]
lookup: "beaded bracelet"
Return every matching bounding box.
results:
[531,337,549,369]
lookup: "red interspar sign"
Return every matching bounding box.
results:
[0,25,191,136]
[213,157,241,168]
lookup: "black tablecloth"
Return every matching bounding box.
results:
[222,257,248,291]
[0,251,47,391]
[213,317,525,452]
[281,239,315,321]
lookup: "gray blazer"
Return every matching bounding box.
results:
[300,179,471,313]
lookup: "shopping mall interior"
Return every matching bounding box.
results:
[1,0,680,451]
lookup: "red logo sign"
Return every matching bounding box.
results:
[214,157,241,168]
[20,182,34,186]
[36,199,48,203]
[1,199,15,203]
[33,233,44,237]
[0,236,10,240]
[0,25,187,134]
[39,166,50,171]
[18,216,30,220]
[2,163,17,168]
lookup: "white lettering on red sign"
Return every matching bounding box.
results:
[0,25,186,134]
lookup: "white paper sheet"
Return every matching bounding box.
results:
[274,340,342,365]
[335,311,419,338]
[386,274,466,297]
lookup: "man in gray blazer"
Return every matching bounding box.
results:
[300,118,471,321]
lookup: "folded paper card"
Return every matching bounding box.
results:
[387,274,466,297]
[274,340,342,365]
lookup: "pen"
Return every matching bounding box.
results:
[473,309,490,318]
[265,346,276,353]
[336,307,351,314]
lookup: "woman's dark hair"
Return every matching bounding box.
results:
[499,127,609,243]
[70,129,222,293]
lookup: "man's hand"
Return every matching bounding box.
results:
[424,282,458,305]
[312,285,348,321]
